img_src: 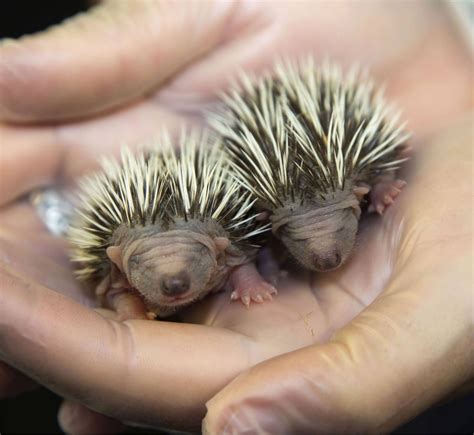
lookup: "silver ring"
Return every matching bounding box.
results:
[30,188,74,237]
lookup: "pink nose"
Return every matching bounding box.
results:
[161,272,190,296]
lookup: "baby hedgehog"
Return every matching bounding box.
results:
[211,60,410,272]
[68,131,275,319]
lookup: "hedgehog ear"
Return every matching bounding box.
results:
[353,185,370,201]
[214,237,230,253]
[255,211,270,221]
[106,246,124,272]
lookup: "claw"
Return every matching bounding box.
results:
[263,292,274,301]
[390,187,401,196]
[230,263,278,308]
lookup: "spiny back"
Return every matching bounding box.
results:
[160,130,269,246]
[210,59,410,208]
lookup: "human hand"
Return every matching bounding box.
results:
[0,0,472,433]
[202,117,474,433]
[1,117,472,434]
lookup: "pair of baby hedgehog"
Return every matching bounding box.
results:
[69,60,409,319]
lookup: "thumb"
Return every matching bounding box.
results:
[203,121,474,434]
[58,400,125,435]
[203,252,473,434]
[0,0,236,122]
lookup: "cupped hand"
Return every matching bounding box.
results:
[1,118,472,434]
[0,0,472,433]
[203,117,474,433]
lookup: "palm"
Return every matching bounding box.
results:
[182,213,392,357]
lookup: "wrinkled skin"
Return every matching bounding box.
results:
[269,172,408,273]
[101,220,270,317]
[0,1,472,434]
[273,179,405,272]
[105,225,231,317]
[272,191,361,271]
[278,208,358,271]
[123,231,219,314]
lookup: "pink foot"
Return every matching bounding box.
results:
[229,263,278,308]
[368,179,406,215]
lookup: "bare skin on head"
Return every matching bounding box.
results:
[271,188,361,272]
[270,177,405,272]
[97,219,276,319]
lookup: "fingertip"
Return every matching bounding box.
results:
[58,400,125,435]
[0,17,115,122]
[0,125,60,205]
[202,396,230,435]
[0,0,236,122]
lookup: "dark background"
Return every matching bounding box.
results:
[0,1,473,433]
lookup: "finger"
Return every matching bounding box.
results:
[203,119,474,433]
[0,361,36,398]
[58,400,125,435]
[0,208,96,307]
[205,253,473,434]
[0,0,237,122]
[0,100,193,206]
[0,125,59,205]
[0,264,251,431]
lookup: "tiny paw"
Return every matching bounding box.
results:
[369,179,406,215]
[230,282,278,308]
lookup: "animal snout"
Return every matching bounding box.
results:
[161,272,190,296]
[314,252,342,271]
